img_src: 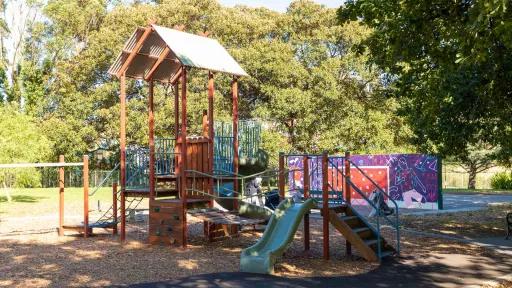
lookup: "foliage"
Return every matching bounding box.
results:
[0,105,51,188]
[338,1,512,165]
[2,0,413,166]
[490,172,512,190]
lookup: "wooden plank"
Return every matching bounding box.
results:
[345,151,352,256]
[232,77,239,210]
[328,210,378,262]
[180,67,188,248]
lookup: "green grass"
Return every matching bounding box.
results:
[0,187,114,218]
[443,188,512,195]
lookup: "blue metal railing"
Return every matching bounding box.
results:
[328,158,401,258]
[155,138,177,175]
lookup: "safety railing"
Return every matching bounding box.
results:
[329,158,400,258]
[155,138,177,175]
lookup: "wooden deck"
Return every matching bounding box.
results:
[189,208,266,225]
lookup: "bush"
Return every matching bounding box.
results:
[490,172,512,190]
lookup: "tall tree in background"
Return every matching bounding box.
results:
[339,1,512,188]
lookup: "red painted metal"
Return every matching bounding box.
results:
[113,182,118,235]
[180,67,188,248]
[83,155,89,238]
[303,156,310,251]
[322,152,329,260]
[148,80,155,200]
[58,155,64,236]
[344,151,352,256]
[120,73,127,242]
[232,77,239,210]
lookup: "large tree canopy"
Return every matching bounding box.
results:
[2,0,413,165]
[338,1,512,165]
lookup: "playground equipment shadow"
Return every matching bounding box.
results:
[128,252,512,288]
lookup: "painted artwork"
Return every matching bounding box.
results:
[287,154,440,210]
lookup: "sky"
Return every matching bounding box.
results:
[218,0,342,12]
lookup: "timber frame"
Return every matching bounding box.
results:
[109,23,247,247]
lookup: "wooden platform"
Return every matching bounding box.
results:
[188,208,266,226]
[124,188,178,198]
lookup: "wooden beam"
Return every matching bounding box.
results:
[278,152,285,200]
[174,81,179,139]
[232,77,239,210]
[148,80,155,200]
[169,68,183,85]
[303,156,310,251]
[120,73,127,242]
[322,151,329,260]
[58,155,64,237]
[144,47,170,81]
[208,72,214,204]
[83,155,89,238]
[116,26,153,78]
[344,151,352,256]
[180,67,188,248]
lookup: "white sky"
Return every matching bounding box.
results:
[218,0,342,12]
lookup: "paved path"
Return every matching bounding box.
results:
[128,252,512,288]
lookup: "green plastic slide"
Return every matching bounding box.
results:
[240,198,316,274]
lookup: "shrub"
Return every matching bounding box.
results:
[490,172,512,190]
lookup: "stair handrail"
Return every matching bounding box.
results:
[328,159,400,257]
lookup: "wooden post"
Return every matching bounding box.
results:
[344,151,352,256]
[208,72,215,205]
[120,73,127,242]
[58,155,65,236]
[113,182,118,235]
[303,156,310,251]
[202,110,208,137]
[83,155,89,238]
[180,67,188,248]
[322,151,329,260]
[148,80,155,200]
[232,77,239,210]
[278,152,285,200]
[174,81,179,139]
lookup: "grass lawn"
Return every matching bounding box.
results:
[443,188,512,195]
[0,187,115,218]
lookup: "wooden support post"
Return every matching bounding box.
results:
[278,152,285,200]
[58,155,64,236]
[322,151,329,260]
[83,155,89,238]
[202,110,208,137]
[148,80,155,200]
[113,182,118,235]
[174,81,179,139]
[180,67,188,248]
[120,73,127,242]
[303,156,310,251]
[208,72,215,205]
[232,77,239,210]
[344,151,352,256]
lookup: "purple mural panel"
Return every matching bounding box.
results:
[287,154,440,210]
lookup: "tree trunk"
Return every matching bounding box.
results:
[467,164,477,189]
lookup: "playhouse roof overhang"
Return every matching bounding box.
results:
[108,24,248,83]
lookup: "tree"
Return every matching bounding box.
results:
[0,104,51,201]
[338,1,512,171]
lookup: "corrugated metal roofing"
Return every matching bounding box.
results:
[108,25,248,82]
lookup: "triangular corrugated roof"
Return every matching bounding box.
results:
[108,25,248,82]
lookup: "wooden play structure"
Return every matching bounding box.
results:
[108,23,260,247]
